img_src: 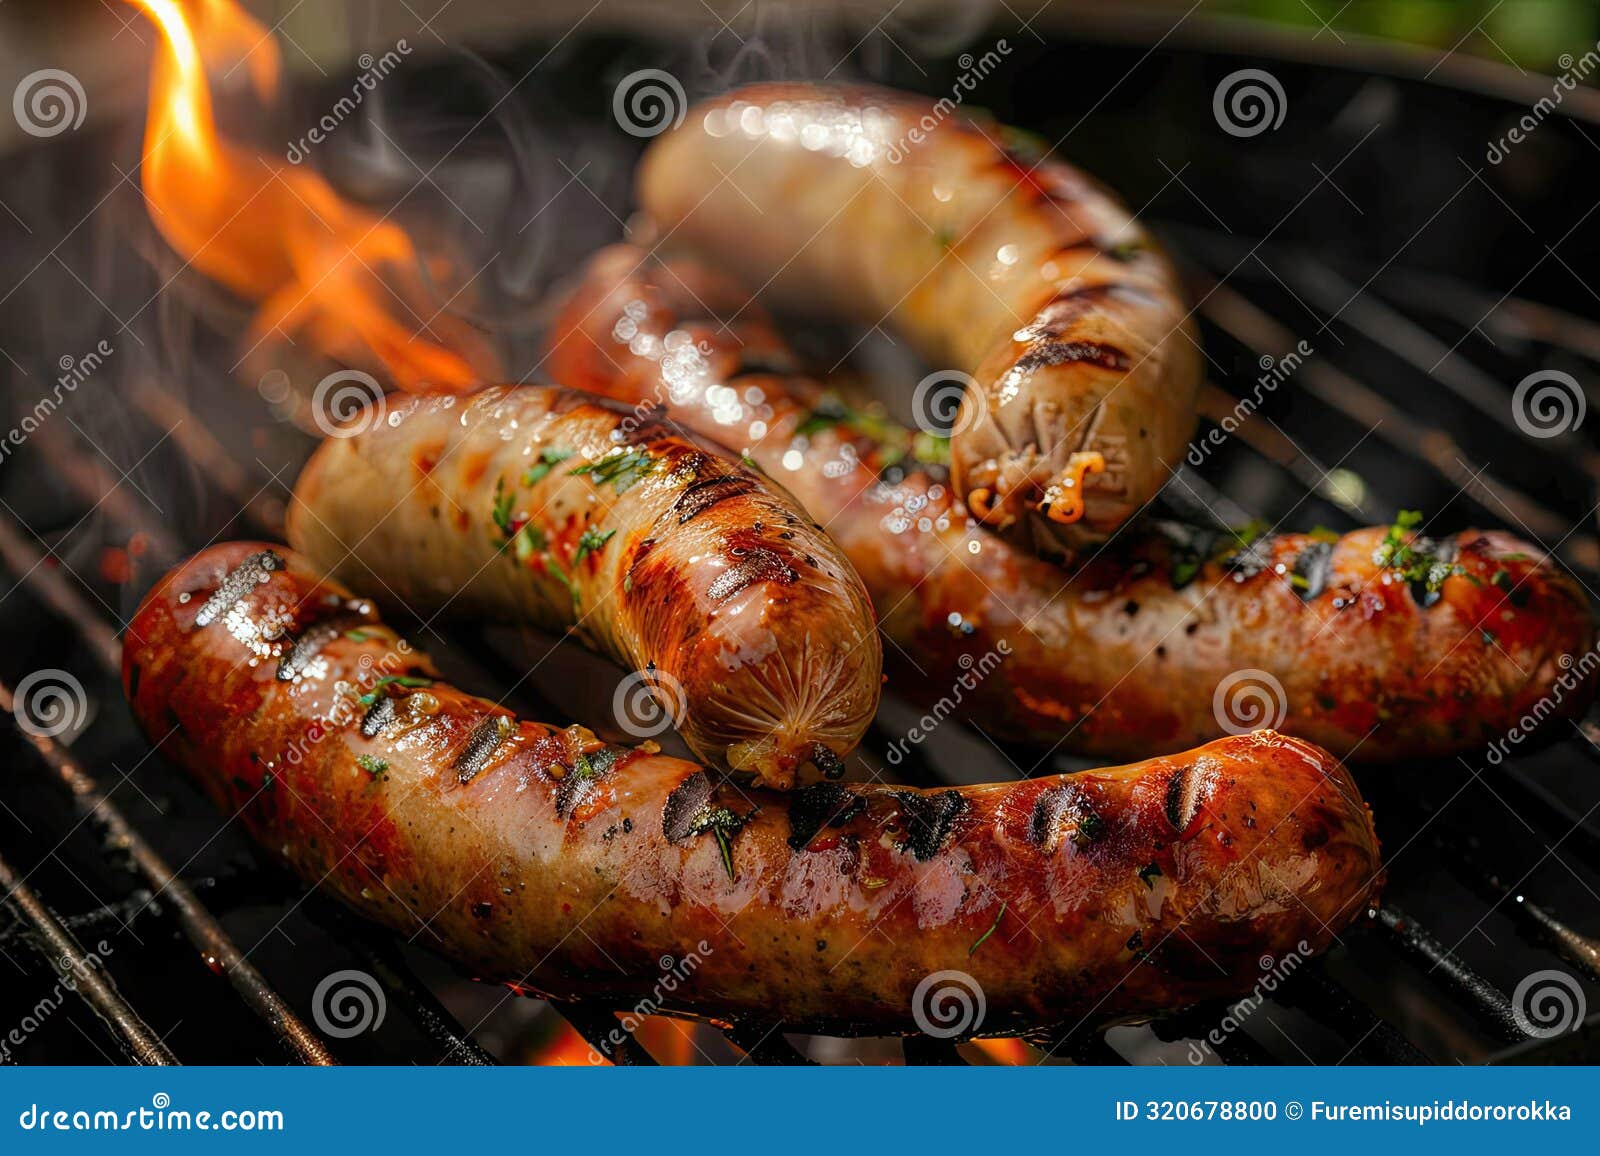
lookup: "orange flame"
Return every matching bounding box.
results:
[125,0,495,391]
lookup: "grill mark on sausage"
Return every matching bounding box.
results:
[675,475,759,525]
[195,550,284,627]
[455,714,515,783]
[360,694,398,738]
[276,613,363,681]
[556,746,620,819]
[786,782,866,851]
[1165,763,1216,837]
[707,543,798,602]
[1014,339,1131,375]
[892,791,966,861]
[1293,541,1335,602]
[662,771,715,844]
[1029,784,1106,853]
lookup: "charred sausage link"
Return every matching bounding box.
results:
[122,543,1382,1034]
[545,245,1597,763]
[638,82,1202,555]
[287,384,880,788]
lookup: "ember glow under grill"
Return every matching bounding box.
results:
[1,2,1598,1065]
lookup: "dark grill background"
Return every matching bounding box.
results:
[0,10,1597,1064]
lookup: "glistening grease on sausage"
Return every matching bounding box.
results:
[638,82,1202,556]
[545,246,1598,763]
[122,543,1382,1034]
[287,384,880,788]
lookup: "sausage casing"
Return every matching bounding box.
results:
[639,82,1201,554]
[122,543,1382,1035]
[546,246,1598,763]
[287,384,880,787]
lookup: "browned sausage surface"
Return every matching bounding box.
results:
[545,246,1598,763]
[638,82,1201,554]
[122,543,1382,1035]
[288,384,880,788]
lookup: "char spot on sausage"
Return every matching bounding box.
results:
[674,475,758,525]
[1292,540,1335,601]
[195,550,284,628]
[1164,763,1217,837]
[786,782,866,851]
[455,715,515,783]
[276,614,361,682]
[891,791,966,861]
[1030,784,1105,853]
[360,694,398,738]
[1013,340,1130,375]
[662,771,715,844]
[707,544,798,602]
[556,746,621,819]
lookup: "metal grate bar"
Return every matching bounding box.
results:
[901,1036,969,1065]
[322,912,498,1066]
[1278,966,1430,1064]
[725,1022,816,1065]
[553,1004,659,1066]
[1188,271,1599,573]
[1373,904,1524,1042]
[0,847,177,1065]
[0,677,338,1065]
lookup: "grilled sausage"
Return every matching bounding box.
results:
[637,82,1201,556]
[545,245,1598,763]
[122,543,1382,1036]
[286,385,880,788]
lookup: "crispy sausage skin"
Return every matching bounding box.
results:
[546,246,1598,763]
[122,543,1381,1035]
[638,82,1201,554]
[286,385,880,788]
